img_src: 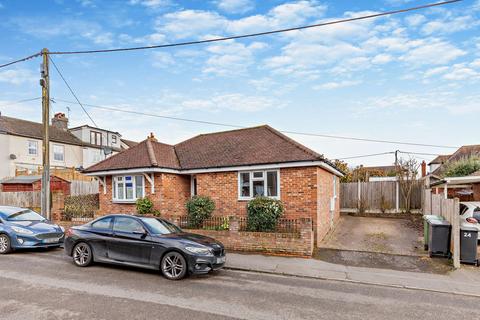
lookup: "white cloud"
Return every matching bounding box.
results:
[202,41,267,76]
[443,64,479,81]
[405,14,426,27]
[400,40,466,66]
[0,69,36,85]
[77,0,95,8]
[421,15,478,35]
[371,54,393,64]
[129,0,170,8]
[154,10,227,39]
[180,93,281,112]
[423,66,449,78]
[216,0,254,14]
[152,52,175,68]
[313,80,361,90]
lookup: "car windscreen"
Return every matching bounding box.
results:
[141,218,182,235]
[7,209,46,221]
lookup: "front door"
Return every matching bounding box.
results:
[107,217,152,265]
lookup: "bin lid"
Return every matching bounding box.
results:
[460,224,479,232]
[423,215,444,221]
[429,219,451,226]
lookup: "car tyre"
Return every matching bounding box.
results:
[72,242,93,267]
[161,251,187,280]
[0,234,11,254]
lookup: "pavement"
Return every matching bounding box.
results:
[320,216,425,256]
[0,248,479,320]
[225,252,480,297]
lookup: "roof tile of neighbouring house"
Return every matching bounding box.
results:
[83,125,338,173]
[120,139,138,148]
[0,115,83,146]
[428,155,451,165]
[432,145,480,176]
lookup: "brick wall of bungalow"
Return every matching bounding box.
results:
[97,166,340,245]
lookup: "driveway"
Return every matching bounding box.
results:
[320,215,424,256]
[0,249,478,320]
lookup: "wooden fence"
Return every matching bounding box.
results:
[70,180,99,196]
[423,190,460,268]
[340,181,423,213]
[0,191,41,208]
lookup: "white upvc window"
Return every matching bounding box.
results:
[28,140,38,155]
[113,175,144,202]
[238,170,280,200]
[190,175,197,197]
[53,144,64,161]
[333,175,337,199]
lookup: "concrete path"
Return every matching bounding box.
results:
[226,252,480,297]
[320,216,425,256]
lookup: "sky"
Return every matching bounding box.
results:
[0,0,479,168]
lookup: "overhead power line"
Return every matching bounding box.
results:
[336,152,395,160]
[48,57,99,127]
[47,0,461,56]
[0,0,461,69]
[0,97,42,108]
[0,52,42,69]
[52,97,459,149]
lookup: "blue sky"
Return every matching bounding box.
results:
[0,0,479,167]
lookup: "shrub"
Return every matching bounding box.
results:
[186,196,215,228]
[136,197,160,216]
[443,157,480,177]
[246,197,284,232]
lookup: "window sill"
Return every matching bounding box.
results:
[238,197,280,201]
[112,200,137,204]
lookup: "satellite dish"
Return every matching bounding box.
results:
[103,147,112,156]
[9,154,16,160]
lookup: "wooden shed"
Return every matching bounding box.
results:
[0,175,71,195]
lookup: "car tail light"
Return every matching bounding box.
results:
[466,217,478,224]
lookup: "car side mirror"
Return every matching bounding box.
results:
[133,229,148,237]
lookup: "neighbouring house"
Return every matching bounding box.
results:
[427,145,480,201]
[0,175,71,195]
[428,155,450,174]
[83,125,344,244]
[0,112,136,179]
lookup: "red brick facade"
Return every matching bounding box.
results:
[97,166,340,244]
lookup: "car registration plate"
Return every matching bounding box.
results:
[216,256,226,264]
[43,238,59,244]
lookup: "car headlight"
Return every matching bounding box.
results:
[11,226,34,235]
[185,246,213,256]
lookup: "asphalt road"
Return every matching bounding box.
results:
[0,248,478,320]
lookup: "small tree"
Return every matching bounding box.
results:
[395,157,419,213]
[136,197,160,216]
[246,197,284,232]
[186,196,215,228]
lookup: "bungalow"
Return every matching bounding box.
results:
[83,125,344,244]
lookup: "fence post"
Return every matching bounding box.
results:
[452,198,460,268]
[357,181,361,212]
[229,216,239,233]
[51,192,65,222]
[395,181,400,213]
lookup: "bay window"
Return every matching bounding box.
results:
[113,175,144,201]
[238,170,279,200]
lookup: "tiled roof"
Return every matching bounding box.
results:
[432,145,480,176]
[84,125,338,173]
[121,139,138,148]
[0,115,83,146]
[428,155,451,165]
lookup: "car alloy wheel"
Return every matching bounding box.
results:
[161,252,187,280]
[73,242,92,267]
[0,234,10,254]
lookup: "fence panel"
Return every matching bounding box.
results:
[0,191,41,208]
[62,194,99,221]
[70,180,99,196]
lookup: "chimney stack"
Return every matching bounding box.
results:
[148,132,157,142]
[421,160,427,177]
[52,112,68,131]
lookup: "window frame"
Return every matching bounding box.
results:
[112,175,145,203]
[112,216,146,234]
[52,144,65,162]
[90,130,103,146]
[238,170,280,201]
[111,135,117,144]
[27,140,38,156]
[190,175,197,197]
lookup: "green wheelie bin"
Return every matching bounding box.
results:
[423,215,444,251]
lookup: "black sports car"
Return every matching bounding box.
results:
[64,214,226,280]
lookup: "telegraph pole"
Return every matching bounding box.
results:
[40,48,51,219]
